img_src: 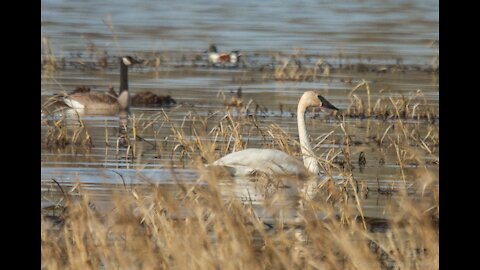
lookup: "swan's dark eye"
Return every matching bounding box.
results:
[317,95,323,103]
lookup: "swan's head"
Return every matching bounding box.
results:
[300,91,339,111]
[121,56,142,66]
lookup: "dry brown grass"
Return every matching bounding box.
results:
[344,81,438,121]
[41,37,59,75]
[41,105,94,149]
[42,94,438,269]
[274,57,331,81]
[42,171,438,269]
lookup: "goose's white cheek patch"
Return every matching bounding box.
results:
[122,57,132,65]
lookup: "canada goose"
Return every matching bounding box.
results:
[62,56,139,111]
[212,91,338,177]
[131,92,176,106]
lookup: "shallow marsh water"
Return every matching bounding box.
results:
[41,0,438,227]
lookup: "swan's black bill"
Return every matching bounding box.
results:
[318,96,339,111]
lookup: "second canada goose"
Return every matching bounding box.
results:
[131,92,176,106]
[62,56,140,111]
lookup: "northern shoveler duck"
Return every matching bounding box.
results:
[206,44,242,66]
[61,56,140,111]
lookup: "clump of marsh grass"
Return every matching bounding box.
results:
[361,101,439,167]
[133,93,437,176]
[41,37,59,75]
[42,160,438,270]
[41,106,93,149]
[274,57,332,81]
[84,39,110,69]
[138,102,437,208]
[345,81,438,121]
[270,48,335,82]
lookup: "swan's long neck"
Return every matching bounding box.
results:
[118,59,130,110]
[297,102,321,175]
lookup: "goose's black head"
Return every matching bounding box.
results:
[121,56,142,66]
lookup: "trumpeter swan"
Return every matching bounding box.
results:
[212,91,338,177]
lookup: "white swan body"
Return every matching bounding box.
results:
[213,148,309,177]
[212,91,338,176]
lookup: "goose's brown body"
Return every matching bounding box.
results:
[62,56,135,112]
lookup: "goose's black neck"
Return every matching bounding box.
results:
[119,58,128,94]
